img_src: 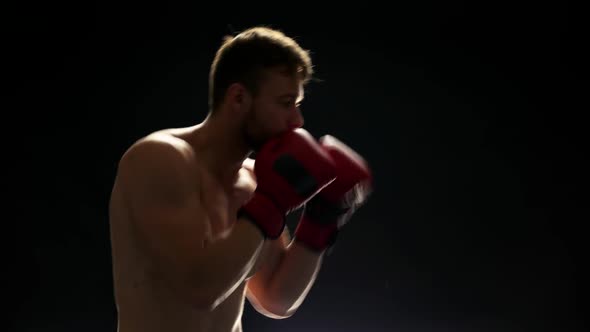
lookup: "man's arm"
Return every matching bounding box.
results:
[246,226,325,319]
[118,136,265,311]
[246,134,372,318]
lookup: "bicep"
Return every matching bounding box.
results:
[118,139,211,285]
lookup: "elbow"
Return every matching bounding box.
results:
[258,289,300,319]
[257,302,298,319]
[247,285,299,319]
[270,307,298,319]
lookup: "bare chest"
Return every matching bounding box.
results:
[199,167,257,239]
[109,177,253,332]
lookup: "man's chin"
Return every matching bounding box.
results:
[244,134,266,154]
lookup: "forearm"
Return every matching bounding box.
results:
[264,240,325,316]
[190,219,264,310]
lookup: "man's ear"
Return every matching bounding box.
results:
[226,82,252,113]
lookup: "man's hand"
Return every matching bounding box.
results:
[239,129,338,239]
[294,135,373,252]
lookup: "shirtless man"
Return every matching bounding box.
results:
[108,26,372,332]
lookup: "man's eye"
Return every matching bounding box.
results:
[280,100,301,108]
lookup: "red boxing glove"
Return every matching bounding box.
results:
[294,135,373,251]
[239,128,337,239]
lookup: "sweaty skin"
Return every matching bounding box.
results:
[109,127,284,332]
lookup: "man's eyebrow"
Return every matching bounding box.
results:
[278,93,304,103]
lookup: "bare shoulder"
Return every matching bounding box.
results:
[122,132,194,165]
[116,132,200,200]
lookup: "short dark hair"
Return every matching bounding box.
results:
[208,26,314,112]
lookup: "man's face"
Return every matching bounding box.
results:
[242,67,305,151]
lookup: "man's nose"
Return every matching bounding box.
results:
[288,107,304,129]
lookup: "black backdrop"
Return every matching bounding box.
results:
[4,1,584,332]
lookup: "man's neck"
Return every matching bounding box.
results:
[188,113,251,185]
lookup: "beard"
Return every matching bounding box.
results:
[241,105,271,153]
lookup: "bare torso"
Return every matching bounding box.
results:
[109,127,270,332]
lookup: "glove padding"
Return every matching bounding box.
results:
[294,135,373,251]
[239,128,337,239]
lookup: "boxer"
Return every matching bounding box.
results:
[108,26,372,332]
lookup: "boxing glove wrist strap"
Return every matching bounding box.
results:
[294,195,349,251]
[294,215,339,252]
[238,192,286,240]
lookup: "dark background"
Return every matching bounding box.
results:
[4,1,584,332]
